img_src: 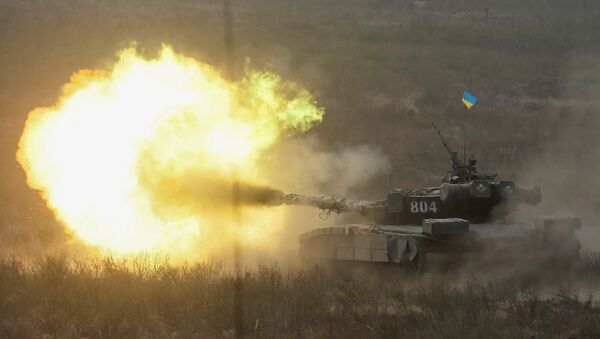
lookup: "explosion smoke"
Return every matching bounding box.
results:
[16,45,324,258]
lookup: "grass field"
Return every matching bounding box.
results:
[2,256,600,338]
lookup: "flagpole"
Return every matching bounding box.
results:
[461,91,477,181]
[464,77,468,170]
[463,118,466,171]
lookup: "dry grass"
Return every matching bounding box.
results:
[1,256,600,338]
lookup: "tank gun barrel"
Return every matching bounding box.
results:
[284,193,365,214]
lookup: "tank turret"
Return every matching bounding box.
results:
[284,181,540,225]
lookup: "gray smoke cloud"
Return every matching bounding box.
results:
[262,136,391,196]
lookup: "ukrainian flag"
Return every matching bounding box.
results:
[462,91,477,109]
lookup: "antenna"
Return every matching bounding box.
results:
[431,122,453,157]
[432,122,471,182]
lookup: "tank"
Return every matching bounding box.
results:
[282,125,582,272]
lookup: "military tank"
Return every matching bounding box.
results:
[282,124,581,272]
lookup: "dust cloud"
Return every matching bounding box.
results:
[516,58,600,252]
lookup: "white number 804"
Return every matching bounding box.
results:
[409,200,438,213]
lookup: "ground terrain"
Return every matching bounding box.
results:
[2,256,600,338]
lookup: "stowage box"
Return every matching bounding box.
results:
[422,218,469,235]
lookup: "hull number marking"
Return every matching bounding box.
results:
[409,200,438,213]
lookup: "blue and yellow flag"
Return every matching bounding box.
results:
[462,91,477,109]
